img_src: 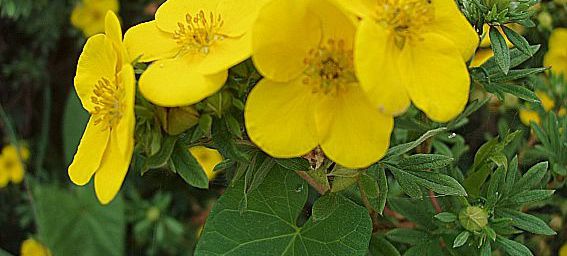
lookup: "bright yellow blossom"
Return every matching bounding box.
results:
[124,0,265,107]
[0,144,30,188]
[71,0,119,37]
[340,0,479,122]
[189,146,223,180]
[69,11,135,204]
[519,90,560,126]
[20,238,51,256]
[544,28,567,80]
[246,0,393,168]
[560,243,567,256]
[519,108,541,126]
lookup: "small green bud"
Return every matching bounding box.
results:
[157,106,200,135]
[146,207,161,222]
[459,206,489,231]
[537,11,553,30]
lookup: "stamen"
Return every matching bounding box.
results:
[374,0,435,48]
[90,77,124,130]
[173,10,225,56]
[302,39,356,96]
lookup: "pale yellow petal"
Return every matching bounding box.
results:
[311,0,356,47]
[74,35,117,112]
[244,78,319,158]
[401,33,470,122]
[139,59,228,107]
[331,0,375,18]
[217,0,261,37]
[519,108,540,126]
[68,118,110,186]
[316,86,393,169]
[104,11,122,45]
[355,20,410,115]
[94,131,132,205]
[155,0,221,33]
[252,0,321,82]
[429,0,479,60]
[124,21,179,63]
[469,48,494,68]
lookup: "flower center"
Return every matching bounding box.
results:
[90,77,124,130]
[302,39,356,96]
[173,10,225,56]
[375,0,435,48]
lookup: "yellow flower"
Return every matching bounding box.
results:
[560,243,567,256]
[124,0,264,107]
[69,11,135,205]
[519,91,556,126]
[189,146,223,180]
[340,0,479,122]
[20,238,51,256]
[246,0,393,168]
[71,0,119,37]
[0,144,30,187]
[519,108,541,126]
[470,48,495,68]
[544,28,567,80]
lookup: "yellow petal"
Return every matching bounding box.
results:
[244,78,319,157]
[184,33,252,75]
[155,0,221,33]
[20,238,51,256]
[216,0,261,37]
[316,86,393,169]
[429,0,479,60]
[104,11,122,45]
[311,0,356,47]
[115,65,136,155]
[74,35,117,112]
[0,158,9,188]
[544,48,567,78]
[9,165,24,184]
[536,90,555,112]
[252,0,321,82]
[469,48,494,68]
[401,33,470,122]
[94,131,133,205]
[68,118,110,186]
[548,28,567,50]
[355,20,410,115]
[139,59,228,107]
[189,146,223,180]
[519,108,541,126]
[124,21,179,63]
[331,0,374,18]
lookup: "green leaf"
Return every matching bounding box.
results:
[501,155,519,197]
[211,118,250,162]
[398,154,454,171]
[274,157,311,171]
[385,127,447,158]
[490,26,510,74]
[144,135,178,171]
[490,68,547,82]
[390,167,467,197]
[484,45,540,72]
[62,90,90,165]
[376,166,388,214]
[386,229,431,245]
[311,193,339,221]
[170,142,209,189]
[368,235,401,256]
[504,189,555,206]
[34,185,124,256]
[495,236,533,256]
[247,155,275,193]
[434,212,457,223]
[511,162,548,194]
[388,198,436,230]
[480,242,492,256]
[390,167,422,198]
[501,26,533,56]
[452,231,469,248]
[487,83,539,103]
[486,165,506,208]
[497,209,556,235]
[195,166,372,255]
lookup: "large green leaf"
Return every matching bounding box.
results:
[195,166,372,255]
[34,184,125,256]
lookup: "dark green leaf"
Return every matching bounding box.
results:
[274,157,310,171]
[490,26,510,74]
[495,236,533,256]
[385,128,447,158]
[390,167,467,197]
[399,154,454,171]
[247,155,275,193]
[452,231,469,248]
[504,189,555,206]
[170,142,209,189]
[195,166,372,255]
[368,235,401,256]
[434,212,457,223]
[388,198,436,230]
[62,90,89,165]
[311,193,339,221]
[501,26,533,56]
[511,162,548,194]
[386,229,431,245]
[497,209,556,235]
[144,135,178,171]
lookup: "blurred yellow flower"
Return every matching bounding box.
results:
[20,238,51,256]
[0,144,29,188]
[340,0,478,122]
[71,0,119,37]
[560,243,567,256]
[544,28,567,80]
[246,0,393,168]
[189,146,223,180]
[124,0,265,107]
[69,11,135,204]
[519,90,561,126]
[519,108,541,126]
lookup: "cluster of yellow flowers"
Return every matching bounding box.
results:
[0,144,29,188]
[71,0,480,204]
